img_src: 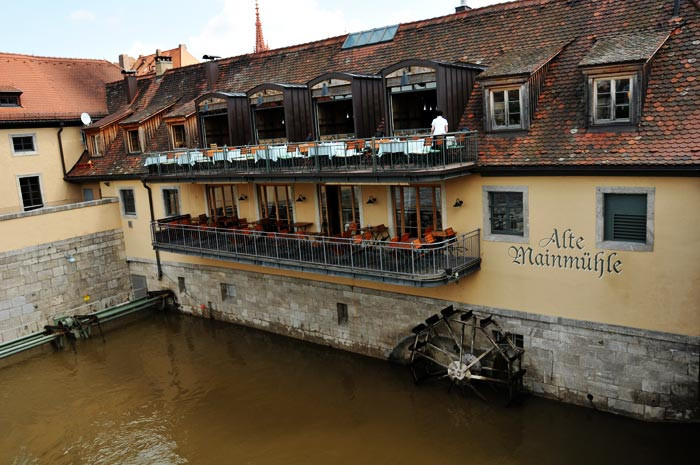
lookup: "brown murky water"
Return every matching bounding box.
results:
[0,312,697,465]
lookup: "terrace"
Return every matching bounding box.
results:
[143,131,477,182]
[151,219,481,287]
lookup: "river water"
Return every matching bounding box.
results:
[0,312,696,465]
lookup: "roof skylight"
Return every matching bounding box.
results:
[342,25,398,49]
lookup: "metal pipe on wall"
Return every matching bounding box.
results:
[141,179,163,280]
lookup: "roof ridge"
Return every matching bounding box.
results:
[0,51,119,66]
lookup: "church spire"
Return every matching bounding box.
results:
[254,0,269,54]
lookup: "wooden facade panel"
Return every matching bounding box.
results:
[228,96,253,146]
[437,65,478,131]
[283,87,312,142]
[352,77,384,138]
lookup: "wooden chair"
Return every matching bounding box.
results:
[445,227,456,238]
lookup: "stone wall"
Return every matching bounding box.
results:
[130,258,699,422]
[0,229,132,342]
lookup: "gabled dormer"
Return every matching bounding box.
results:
[578,30,671,128]
[478,41,569,133]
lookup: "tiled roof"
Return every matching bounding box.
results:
[68,0,700,178]
[478,40,571,79]
[84,107,134,130]
[0,53,122,123]
[128,45,199,76]
[578,30,672,67]
[0,85,22,93]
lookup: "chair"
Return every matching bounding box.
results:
[445,227,456,238]
[198,214,209,225]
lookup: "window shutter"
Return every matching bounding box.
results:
[604,194,646,242]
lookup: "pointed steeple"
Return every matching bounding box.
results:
[255,1,269,54]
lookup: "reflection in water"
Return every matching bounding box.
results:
[0,312,697,465]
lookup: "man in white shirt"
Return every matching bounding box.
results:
[431,110,448,135]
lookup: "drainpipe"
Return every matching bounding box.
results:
[141,178,163,280]
[57,125,67,177]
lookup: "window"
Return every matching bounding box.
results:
[342,25,398,49]
[482,186,529,243]
[490,88,522,130]
[120,189,136,217]
[489,192,523,236]
[83,188,94,201]
[596,187,654,252]
[17,175,43,211]
[206,185,238,221]
[258,185,294,227]
[171,125,186,148]
[127,129,141,153]
[163,188,180,217]
[392,186,442,237]
[10,134,37,155]
[0,94,20,107]
[593,76,632,123]
[220,283,236,301]
[90,134,102,157]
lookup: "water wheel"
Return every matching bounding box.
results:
[408,305,526,404]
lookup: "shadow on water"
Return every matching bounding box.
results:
[0,311,697,465]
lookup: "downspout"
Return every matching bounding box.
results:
[141,179,163,280]
[57,125,67,177]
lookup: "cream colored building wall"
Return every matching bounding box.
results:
[0,201,122,253]
[360,185,391,229]
[118,176,700,337]
[0,126,84,214]
[292,183,318,229]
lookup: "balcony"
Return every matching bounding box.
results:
[144,132,477,182]
[151,222,481,287]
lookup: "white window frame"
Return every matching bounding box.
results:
[127,129,141,154]
[16,173,45,211]
[592,75,634,125]
[9,133,38,156]
[90,134,102,157]
[119,188,137,218]
[489,86,524,130]
[161,186,181,218]
[170,124,187,149]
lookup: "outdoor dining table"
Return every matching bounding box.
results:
[291,222,313,232]
[255,145,288,162]
[308,142,346,158]
[377,139,426,156]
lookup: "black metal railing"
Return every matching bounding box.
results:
[151,222,481,286]
[144,131,477,177]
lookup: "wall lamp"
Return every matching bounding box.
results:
[453,198,464,208]
[296,194,306,202]
[366,196,377,205]
[238,194,248,201]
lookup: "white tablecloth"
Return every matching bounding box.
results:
[378,139,427,156]
[308,142,346,158]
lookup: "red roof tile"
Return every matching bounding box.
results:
[0,53,122,123]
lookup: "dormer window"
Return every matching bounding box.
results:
[490,87,523,130]
[127,129,141,153]
[0,94,20,107]
[478,41,569,134]
[592,76,633,124]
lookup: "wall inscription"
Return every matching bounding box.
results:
[508,228,622,278]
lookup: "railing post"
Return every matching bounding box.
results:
[371,137,377,172]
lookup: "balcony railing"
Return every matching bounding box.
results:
[151,222,481,286]
[144,131,477,177]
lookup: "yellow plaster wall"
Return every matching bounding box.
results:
[360,185,391,230]
[0,201,122,253]
[292,183,319,229]
[118,176,700,336]
[0,127,84,214]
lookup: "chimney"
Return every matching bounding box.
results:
[118,53,135,70]
[155,55,173,77]
[205,60,219,90]
[455,0,471,12]
[124,73,138,103]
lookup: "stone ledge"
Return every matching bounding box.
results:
[0,198,117,222]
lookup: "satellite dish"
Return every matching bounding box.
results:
[80,112,92,126]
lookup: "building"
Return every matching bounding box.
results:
[118,44,199,76]
[5,0,700,421]
[0,52,123,214]
[0,53,133,346]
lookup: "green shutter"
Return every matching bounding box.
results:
[604,194,647,242]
